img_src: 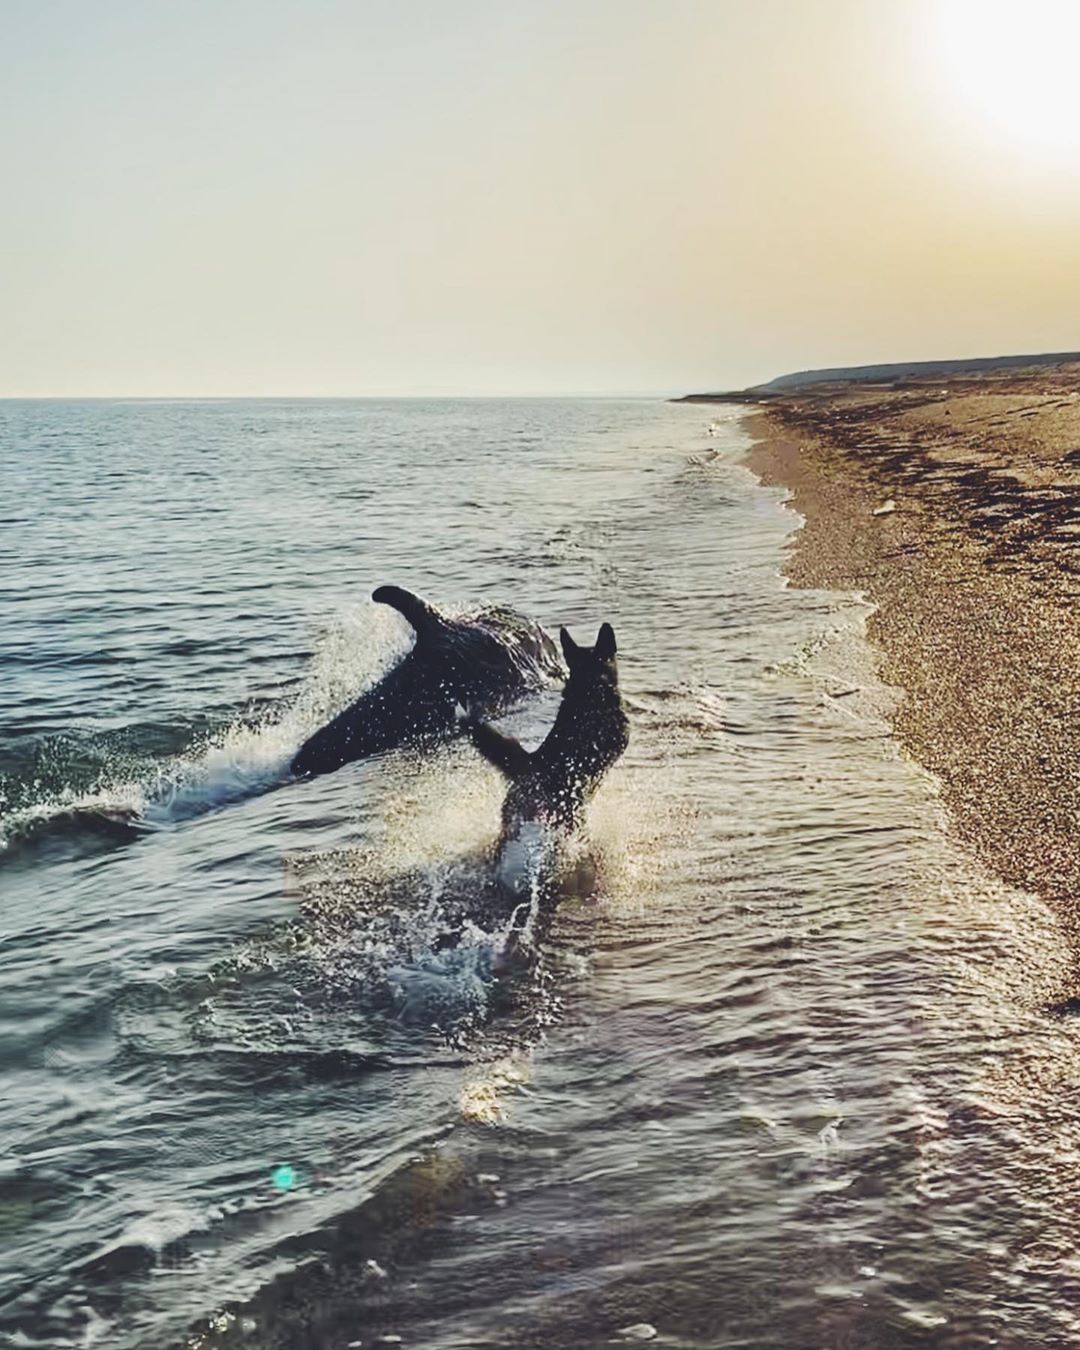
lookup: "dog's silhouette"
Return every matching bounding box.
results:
[465,623,630,836]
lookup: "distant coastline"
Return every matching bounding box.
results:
[675,348,1080,403]
[730,356,1080,995]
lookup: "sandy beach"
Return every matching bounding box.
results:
[741,364,1080,986]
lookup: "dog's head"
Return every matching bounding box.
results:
[559,623,619,687]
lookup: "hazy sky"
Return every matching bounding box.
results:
[4,0,1080,396]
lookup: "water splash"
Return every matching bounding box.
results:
[0,600,410,851]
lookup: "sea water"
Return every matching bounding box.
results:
[2,398,1079,1349]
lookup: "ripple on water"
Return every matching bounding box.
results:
[1,400,1077,1350]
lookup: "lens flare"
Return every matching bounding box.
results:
[270,1164,297,1191]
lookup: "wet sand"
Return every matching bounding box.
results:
[740,365,1080,983]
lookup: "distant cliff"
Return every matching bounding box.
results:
[676,349,1080,402]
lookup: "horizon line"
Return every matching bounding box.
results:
[0,390,691,403]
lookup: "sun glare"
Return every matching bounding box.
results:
[930,0,1080,166]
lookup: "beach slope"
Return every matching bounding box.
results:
[739,364,1080,973]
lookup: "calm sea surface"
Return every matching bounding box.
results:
[3,398,1080,1349]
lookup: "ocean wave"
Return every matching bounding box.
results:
[0,601,411,856]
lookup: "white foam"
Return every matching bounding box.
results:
[152,600,411,821]
[0,782,150,852]
[1,601,411,847]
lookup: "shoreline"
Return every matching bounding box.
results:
[738,372,1080,989]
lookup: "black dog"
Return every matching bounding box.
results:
[465,623,630,837]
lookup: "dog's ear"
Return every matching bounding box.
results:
[560,627,580,665]
[594,622,617,661]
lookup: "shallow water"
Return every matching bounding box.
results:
[3,398,1080,1349]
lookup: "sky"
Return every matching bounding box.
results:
[3,0,1080,396]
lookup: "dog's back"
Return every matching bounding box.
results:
[467,623,630,833]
